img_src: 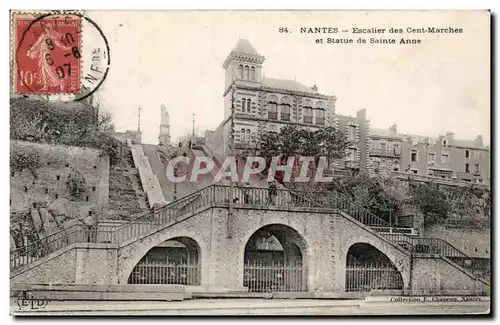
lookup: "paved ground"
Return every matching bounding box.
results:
[11,298,491,316]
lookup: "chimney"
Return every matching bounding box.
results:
[389,123,397,134]
[356,108,367,120]
[311,84,318,92]
[475,135,483,147]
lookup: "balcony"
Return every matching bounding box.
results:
[457,171,482,181]
[370,149,401,158]
[268,112,278,120]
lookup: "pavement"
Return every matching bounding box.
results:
[11,298,491,316]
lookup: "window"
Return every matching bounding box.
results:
[441,152,449,164]
[246,129,251,141]
[24,186,28,192]
[241,128,246,141]
[303,107,313,124]
[280,104,290,121]
[55,194,59,199]
[56,175,60,180]
[316,109,325,125]
[374,161,380,174]
[474,163,480,174]
[92,186,96,192]
[45,188,48,194]
[443,139,448,148]
[465,150,469,158]
[247,99,252,113]
[244,65,249,79]
[280,97,291,121]
[267,96,278,120]
[303,100,313,124]
[315,101,326,125]
[348,125,357,141]
[411,150,417,162]
[11,171,14,177]
[241,98,246,112]
[85,196,89,202]
[428,152,435,164]
[394,167,399,172]
[411,169,418,174]
[465,163,470,173]
[250,66,255,80]
[238,65,243,79]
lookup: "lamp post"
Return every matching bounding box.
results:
[173,165,179,201]
[227,81,236,238]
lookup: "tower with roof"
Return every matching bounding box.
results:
[218,39,337,158]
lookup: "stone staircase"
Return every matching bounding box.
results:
[10,184,489,286]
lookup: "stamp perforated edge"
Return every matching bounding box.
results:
[10,10,85,96]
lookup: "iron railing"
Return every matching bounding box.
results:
[11,184,487,283]
[382,234,487,279]
[243,261,306,292]
[10,224,112,269]
[128,261,200,285]
[345,262,404,292]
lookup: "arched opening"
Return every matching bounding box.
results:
[243,224,308,292]
[127,236,201,285]
[345,243,403,292]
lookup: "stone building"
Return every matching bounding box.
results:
[369,124,490,185]
[208,39,336,159]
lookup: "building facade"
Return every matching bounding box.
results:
[205,39,490,187]
[219,39,336,157]
[369,125,490,186]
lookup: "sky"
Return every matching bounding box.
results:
[85,10,490,145]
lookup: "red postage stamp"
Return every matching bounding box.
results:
[13,13,82,94]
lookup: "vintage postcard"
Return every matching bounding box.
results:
[9,10,490,316]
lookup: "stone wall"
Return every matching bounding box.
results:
[11,248,77,284]
[411,256,488,292]
[10,140,109,214]
[423,225,490,259]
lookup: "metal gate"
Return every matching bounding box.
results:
[128,260,200,285]
[346,262,403,292]
[243,261,306,292]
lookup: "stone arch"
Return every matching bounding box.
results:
[344,242,404,292]
[240,222,309,292]
[119,229,208,285]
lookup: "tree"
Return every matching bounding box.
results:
[408,182,452,228]
[10,97,124,165]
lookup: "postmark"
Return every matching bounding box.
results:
[12,11,110,101]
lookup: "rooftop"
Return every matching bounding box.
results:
[232,39,260,56]
[261,77,318,94]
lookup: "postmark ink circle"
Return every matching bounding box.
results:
[15,12,110,102]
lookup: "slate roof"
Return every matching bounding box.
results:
[232,39,260,55]
[261,77,316,94]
